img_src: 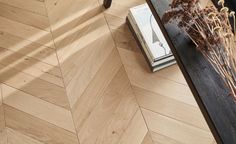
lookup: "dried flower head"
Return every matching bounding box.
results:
[163,0,236,99]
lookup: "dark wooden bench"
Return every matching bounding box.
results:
[146,0,236,143]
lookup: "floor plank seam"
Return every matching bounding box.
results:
[0,1,48,17]
[116,108,140,143]
[132,82,197,107]
[151,131,185,144]
[100,7,157,143]
[4,104,77,134]
[42,1,81,144]
[140,107,210,133]
[1,84,9,144]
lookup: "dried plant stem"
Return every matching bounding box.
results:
[163,0,236,99]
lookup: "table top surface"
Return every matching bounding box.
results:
[146,0,236,143]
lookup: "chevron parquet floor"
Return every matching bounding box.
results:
[0,0,216,144]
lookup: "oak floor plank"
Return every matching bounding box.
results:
[0,2,50,31]
[118,110,148,144]
[111,28,141,53]
[65,32,115,105]
[57,14,114,87]
[2,84,75,133]
[118,48,196,106]
[72,49,123,133]
[127,66,195,106]
[0,64,70,110]
[0,47,63,87]
[118,47,187,85]
[45,0,101,39]
[141,132,154,144]
[0,31,59,67]
[0,0,47,16]
[78,67,139,144]
[0,84,4,129]
[133,86,210,131]
[7,128,44,144]
[150,131,182,144]
[5,105,79,144]
[0,84,7,144]
[142,109,214,144]
[0,16,54,48]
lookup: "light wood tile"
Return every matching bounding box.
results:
[118,110,148,144]
[111,28,140,53]
[78,67,139,144]
[0,64,70,109]
[0,0,47,16]
[57,14,114,87]
[0,2,50,31]
[5,105,79,144]
[119,48,196,106]
[2,84,75,133]
[0,84,7,144]
[0,129,7,144]
[126,66,195,106]
[141,132,154,144]
[0,16,54,48]
[45,0,101,39]
[0,84,4,130]
[104,13,126,30]
[72,49,123,133]
[0,31,59,66]
[0,47,63,87]
[65,32,115,106]
[118,47,187,85]
[134,86,210,131]
[142,109,214,144]
[150,131,182,144]
[7,127,43,144]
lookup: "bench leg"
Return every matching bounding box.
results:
[103,0,112,9]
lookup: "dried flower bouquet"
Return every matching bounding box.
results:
[163,0,236,99]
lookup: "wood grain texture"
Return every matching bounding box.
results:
[2,84,75,133]
[141,132,154,144]
[5,105,79,144]
[58,14,114,89]
[0,2,50,31]
[0,64,70,110]
[7,128,44,144]
[118,48,196,106]
[0,47,63,87]
[0,16,54,48]
[45,0,102,40]
[0,84,7,144]
[118,110,148,144]
[72,49,123,133]
[0,31,59,66]
[142,109,214,144]
[0,0,47,16]
[133,86,210,131]
[78,67,138,144]
[150,131,182,144]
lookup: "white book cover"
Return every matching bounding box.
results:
[129,3,172,61]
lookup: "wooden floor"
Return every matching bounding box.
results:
[0,0,216,144]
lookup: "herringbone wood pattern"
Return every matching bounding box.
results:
[0,0,216,144]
